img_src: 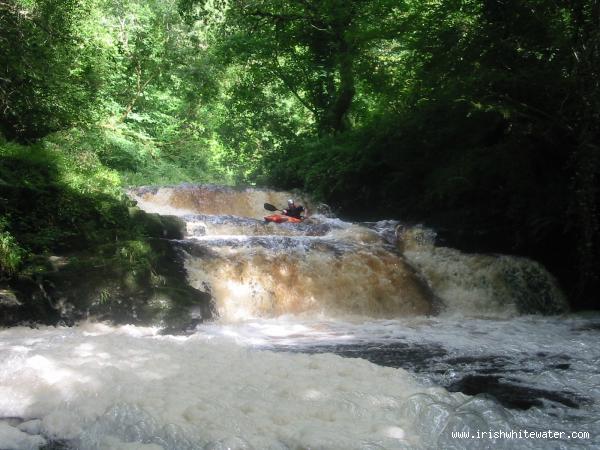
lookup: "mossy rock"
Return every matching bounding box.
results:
[129,207,186,239]
[1,239,213,329]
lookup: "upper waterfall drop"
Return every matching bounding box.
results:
[128,184,568,321]
[128,184,312,218]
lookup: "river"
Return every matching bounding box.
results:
[1,185,598,449]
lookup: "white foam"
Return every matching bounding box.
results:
[0,323,520,449]
[196,314,600,446]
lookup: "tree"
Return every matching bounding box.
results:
[182,0,409,135]
[0,0,107,140]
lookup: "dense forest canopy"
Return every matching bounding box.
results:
[1,0,599,308]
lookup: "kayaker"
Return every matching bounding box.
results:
[282,199,305,219]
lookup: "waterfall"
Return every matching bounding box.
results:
[129,185,568,321]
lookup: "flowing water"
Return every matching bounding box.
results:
[1,185,599,449]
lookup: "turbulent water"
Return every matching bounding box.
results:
[1,185,599,449]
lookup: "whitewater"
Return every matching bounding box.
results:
[0,185,598,449]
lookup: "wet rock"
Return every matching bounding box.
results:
[0,276,64,326]
[273,342,448,372]
[446,375,582,410]
[47,256,69,271]
[40,439,72,450]
[129,207,186,239]
[0,289,21,307]
[131,185,160,196]
[1,239,214,327]
[574,322,600,332]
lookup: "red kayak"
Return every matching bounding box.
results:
[264,214,303,224]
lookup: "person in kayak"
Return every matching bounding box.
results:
[282,199,305,219]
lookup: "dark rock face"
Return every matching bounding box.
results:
[0,205,214,329]
[0,239,214,329]
[0,289,22,324]
[128,207,186,240]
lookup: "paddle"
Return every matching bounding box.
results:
[263,202,282,212]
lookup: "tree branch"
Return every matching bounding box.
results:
[497,94,575,134]
[121,64,159,121]
[265,50,317,115]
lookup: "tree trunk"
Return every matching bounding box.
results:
[121,64,156,122]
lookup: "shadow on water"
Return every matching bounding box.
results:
[267,343,587,411]
[446,375,582,410]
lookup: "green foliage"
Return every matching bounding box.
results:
[114,240,153,272]
[0,0,110,140]
[0,136,131,253]
[0,218,24,276]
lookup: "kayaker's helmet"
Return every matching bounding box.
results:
[287,199,294,206]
